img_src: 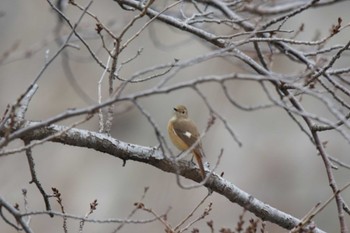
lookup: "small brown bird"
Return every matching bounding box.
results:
[167,105,206,179]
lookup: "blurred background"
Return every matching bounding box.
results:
[1,0,350,232]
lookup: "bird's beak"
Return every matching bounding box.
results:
[173,107,178,112]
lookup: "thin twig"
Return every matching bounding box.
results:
[24,141,53,217]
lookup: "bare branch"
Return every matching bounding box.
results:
[6,122,326,232]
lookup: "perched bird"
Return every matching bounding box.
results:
[167,105,206,179]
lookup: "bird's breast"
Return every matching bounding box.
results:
[167,119,189,151]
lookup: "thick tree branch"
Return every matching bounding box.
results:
[16,121,326,232]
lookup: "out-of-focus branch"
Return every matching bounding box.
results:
[0,197,33,233]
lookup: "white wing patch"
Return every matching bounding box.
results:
[183,131,192,138]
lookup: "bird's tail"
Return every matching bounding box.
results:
[193,150,206,179]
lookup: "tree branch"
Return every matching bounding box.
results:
[16,121,326,232]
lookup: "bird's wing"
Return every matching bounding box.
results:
[172,119,203,151]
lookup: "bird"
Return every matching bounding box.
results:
[167,105,206,179]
